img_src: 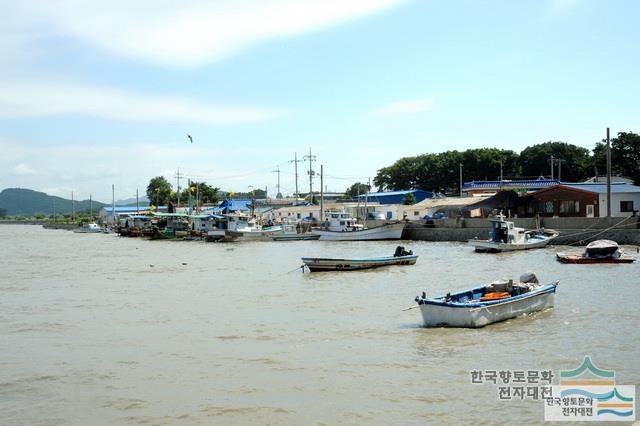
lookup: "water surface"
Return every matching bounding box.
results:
[1,225,639,424]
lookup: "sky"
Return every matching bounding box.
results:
[1,0,639,202]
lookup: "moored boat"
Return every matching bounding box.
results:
[469,214,558,252]
[556,239,636,264]
[74,223,102,233]
[302,246,417,272]
[271,224,320,241]
[311,210,405,241]
[414,273,558,328]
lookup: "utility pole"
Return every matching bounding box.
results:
[196,182,200,213]
[320,165,324,222]
[499,159,503,189]
[52,199,56,223]
[272,166,282,199]
[303,148,317,201]
[112,184,116,227]
[175,168,184,209]
[187,179,192,214]
[89,194,93,220]
[136,189,139,214]
[550,155,554,180]
[556,159,565,181]
[606,127,611,217]
[71,190,75,222]
[459,163,463,196]
[289,152,302,199]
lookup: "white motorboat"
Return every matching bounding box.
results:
[312,210,405,241]
[74,223,102,233]
[414,273,558,328]
[468,214,558,252]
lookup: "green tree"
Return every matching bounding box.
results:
[519,142,590,181]
[593,132,640,184]
[344,182,371,199]
[180,182,220,205]
[146,176,173,206]
[403,193,416,205]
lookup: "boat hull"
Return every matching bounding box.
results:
[417,284,556,328]
[312,222,405,241]
[272,233,320,241]
[301,254,417,272]
[556,253,635,264]
[469,232,558,252]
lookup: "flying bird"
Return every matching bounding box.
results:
[187,134,193,143]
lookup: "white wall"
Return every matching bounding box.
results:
[598,192,640,217]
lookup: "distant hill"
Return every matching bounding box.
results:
[0,188,108,216]
[116,195,150,206]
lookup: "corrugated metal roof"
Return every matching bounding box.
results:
[562,183,640,193]
[463,179,559,190]
[358,189,432,197]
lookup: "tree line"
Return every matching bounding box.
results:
[371,132,640,193]
[146,177,220,207]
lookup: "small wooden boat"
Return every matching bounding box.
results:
[469,214,558,252]
[302,246,417,272]
[556,240,636,264]
[414,273,558,328]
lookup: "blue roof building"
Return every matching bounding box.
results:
[356,189,433,205]
[463,179,560,195]
[207,199,253,214]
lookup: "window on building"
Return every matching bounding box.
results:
[543,201,554,214]
[414,211,419,216]
[620,201,634,212]
[559,200,580,214]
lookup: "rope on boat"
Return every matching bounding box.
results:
[554,216,638,245]
[285,264,306,274]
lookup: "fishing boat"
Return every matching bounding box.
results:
[311,210,405,241]
[414,273,558,328]
[302,246,417,272]
[556,240,636,264]
[74,223,102,233]
[469,214,558,252]
[271,224,320,241]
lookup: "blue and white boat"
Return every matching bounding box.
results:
[414,273,558,328]
[469,214,558,252]
[302,246,417,272]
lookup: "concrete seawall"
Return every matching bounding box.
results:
[403,217,640,245]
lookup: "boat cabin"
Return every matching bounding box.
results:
[489,214,527,244]
[322,210,364,232]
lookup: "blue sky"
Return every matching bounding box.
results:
[1,0,638,202]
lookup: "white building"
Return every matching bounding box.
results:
[563,183,640,217]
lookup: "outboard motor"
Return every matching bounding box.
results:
[519,272,539,284]
[394,246,413,257]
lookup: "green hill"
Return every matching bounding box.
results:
[0,188,107,216]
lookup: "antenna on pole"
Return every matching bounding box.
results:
[303,148,317,202]
[289,152,302,200]
[272,166,282,199]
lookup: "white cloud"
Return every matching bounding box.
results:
[373,98,433,117]
[5,0,408,68]
[14,163,37,175]
[0,79,284,124]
